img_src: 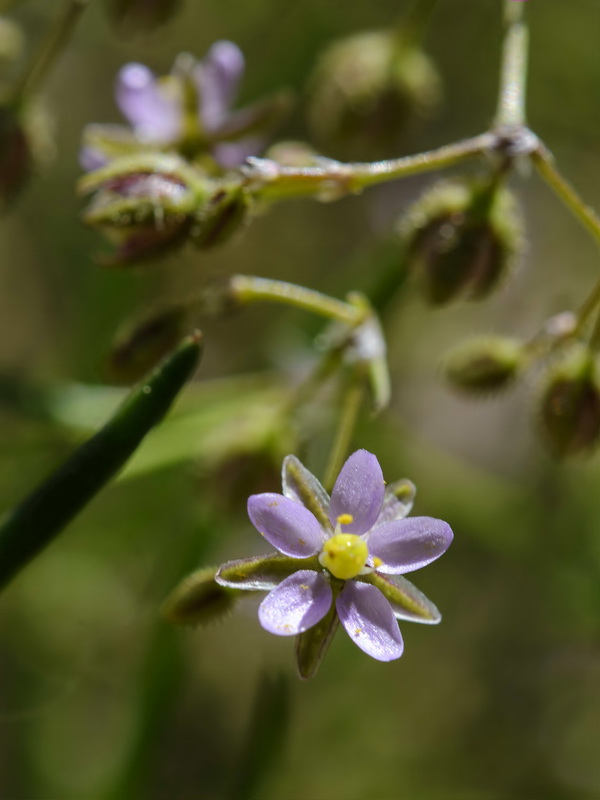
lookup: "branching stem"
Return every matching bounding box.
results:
[229,275,366,326]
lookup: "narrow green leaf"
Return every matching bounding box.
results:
[0,332,203,592]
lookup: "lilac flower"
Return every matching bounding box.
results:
[81,41,290,172]
[216,450,453,667]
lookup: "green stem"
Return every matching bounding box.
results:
[589,308,600,350]
[396,0,441,50]
[246,133,494,202]
[229,275,366,326]
[494,0,529,128]
[323,376,365,492]
[574,278,600,336]
[531,146,600,247]
[12,0,91,103]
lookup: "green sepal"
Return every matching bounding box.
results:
[77,153,209,199]
[216,553,320,591]
[162,566,246,627]
[360,572,441,624]
[378,479,416,523]
[0,333,202,592]
[281,455,331,531]
[295,579,342,680]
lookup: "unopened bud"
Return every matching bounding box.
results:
[191,183,250,249]
[107,0,182,34]
[79,154,209,263]
[401,179,522,305]
[107,304,192,384]
[444,336,525,395]
[308,30,440,159]
[539,344,600,457]
[162,567,241,627]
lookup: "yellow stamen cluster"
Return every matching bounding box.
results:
[319,515,368,580]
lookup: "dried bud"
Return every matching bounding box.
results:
[539,344,600,458]
[107,304,192,384]
[444,336,525,395]
[79,154,210,264]
[307,30,440,159]
[401,179,522,305]
[162,567,241,627]
[107,0,182,34]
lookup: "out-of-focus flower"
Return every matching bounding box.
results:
[216,449,452,675]
[81,41,291,172]
[307,30,440,160]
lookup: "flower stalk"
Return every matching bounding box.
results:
[11,0,92,103]
[494,0,529,129]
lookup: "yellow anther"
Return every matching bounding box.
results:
[372,556,383,568]
[337,513,354,526]
[319,533,368,580]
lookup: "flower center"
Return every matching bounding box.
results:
[319,516,368,580]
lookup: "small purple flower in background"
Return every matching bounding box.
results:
[81,41,291,172]
[216,449,453,673]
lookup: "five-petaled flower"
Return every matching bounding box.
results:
[81,41,288,172]
[216,449,453,667]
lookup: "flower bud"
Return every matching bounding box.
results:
[0,105,30,212]
[191,183,250,250]
[107,0,182,34]
[539,344,600,457]
[307,30,440,159]
[107,304,192,384]
[79,154,209,264]
[162,567,241,627]
[444,336,525,395]
[401,179,522,305]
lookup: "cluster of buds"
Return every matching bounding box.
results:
[400,177,523,305]
[78,153,251,264]
[443,319,600,458]
[307,29,440,159]
[79,41,289,262]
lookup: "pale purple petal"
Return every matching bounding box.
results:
[259,570,332,636]
[79,146,107,171]
[196,40,245,130]
[368,517,453,574]
[116,63,181,142]
[213,138,264,168]
[336,581,404,661]
[328,450,385,534]
[247,493,326,557]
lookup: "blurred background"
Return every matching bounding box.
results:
[0,0,599,798]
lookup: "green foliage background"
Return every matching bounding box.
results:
[0,1,598,798]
